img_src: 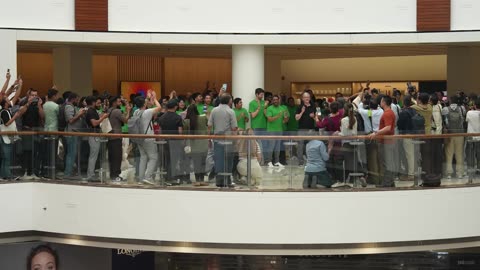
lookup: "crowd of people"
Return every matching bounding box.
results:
[0,70,478,189]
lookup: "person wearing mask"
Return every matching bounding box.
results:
[42,88,60,179]
[63,92,86,179]
[20,88,45,180]
[465,98,480,176]
[233,98,249,131]
[208,94,238,188]
[84,96,108,181]
[442,96,466,179]
[295,91,316,166]
[185,104,209,186]
[108,96,131,183]
[249,88,268,161]
[134,91,162,184]
[370,95,396,187]
[265,95,288,167]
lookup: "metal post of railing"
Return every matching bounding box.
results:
[467,139,475,184]
[284,139,297,189]
[99,137,108,183]
[412,139,426,187]
[43,136,57,180]
[154,140,167,186]
[246,139,251,187]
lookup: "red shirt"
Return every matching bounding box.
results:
[379,108,395,143]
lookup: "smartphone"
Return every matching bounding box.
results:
[221,83,227,92]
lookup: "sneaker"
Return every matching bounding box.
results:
[21,173,33,180]
[274,162,285,168]
[142,179,155,185]
[332,182,346,188]
[111,177,123,184]
[359,177,367,188]
[31,174,40,180]
[446,174,452,180]
[267,162,274,168]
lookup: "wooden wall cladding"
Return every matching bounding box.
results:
[75,0,108,31]
[93,55,118,93]
[17,53,53,97]
[117,55,163,82]
[417,0,451,31]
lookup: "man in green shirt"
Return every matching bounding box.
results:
[233,98,249,131]
[266,95,288,167]
[249,88,268,162]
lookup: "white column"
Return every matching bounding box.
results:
[0,30,17,81]
[53,47,93,97]
[447,47,480,95]
[232,45,264,103]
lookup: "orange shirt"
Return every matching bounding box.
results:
[379,108,395,143]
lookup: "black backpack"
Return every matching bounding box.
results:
[408,109,425,134]
[58,103,68,131]
[355,111,366,133]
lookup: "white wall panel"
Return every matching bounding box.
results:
[451,0,480,30]
[0,0,74,30]
[109,0,416,33]
[2,183,480,247]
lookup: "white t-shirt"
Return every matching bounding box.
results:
[466,110,480,134]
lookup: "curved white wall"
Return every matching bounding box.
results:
[1,183,480,250]
[451,0,480,31]
[0,0,74,30]
[109,0,416,33]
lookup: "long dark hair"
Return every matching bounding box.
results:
[185,104,199,132]
[344,103,356,130]
[27,244,59,270]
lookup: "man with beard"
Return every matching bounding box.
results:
[84,96,108,181]
[108,96,131,183]
[63,93,86,179]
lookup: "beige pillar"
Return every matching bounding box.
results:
[265,55,282,93]
[53,47,92,96]
[447,47,480,95]
[0,30,17,81]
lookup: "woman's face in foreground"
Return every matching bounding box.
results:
[31,251,56,270]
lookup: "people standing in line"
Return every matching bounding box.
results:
[265,95,289,167]
[84,96,108,181]
[42,88,60,179]
[208,94,238,188]
[233,98,249,131]
[370,95,396,187]
[185,104,209,186]
[442,95,466,179]
[249,88,268,162]
[63,93,86,179]
[20,88,45,180]
[107,96,131,183]
[295,92,316,166]
[134,92,162,184]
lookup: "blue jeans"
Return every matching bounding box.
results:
[253,128,266,163]
[266,132,282,164]
[64,136,78,176]
[0,139,12,178]
[214,141,233,186]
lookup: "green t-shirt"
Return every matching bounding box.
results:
[286,105,298,132]
[248,99,267,129]
[281,105,289,131]
[234,107,249,130]
[196,103,214,116]
[266,105,285,132]
[176,109,185,115]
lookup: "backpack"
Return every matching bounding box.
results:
[58,103,68,131]
[410,111,425,134]
[355,111,365,133]
[446,106,465,134]
[128,110,151,143]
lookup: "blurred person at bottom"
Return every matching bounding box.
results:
[27,244,59,270]
[303,139,333,189]
[185,104,209,186]
[236,128,263,186]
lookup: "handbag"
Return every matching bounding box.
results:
[100,117,112,133]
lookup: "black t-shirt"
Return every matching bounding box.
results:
[85,107,100,131]
[157,111,183,135]
[0,109,11,125]
[22,104,41,128]
[296,104,316,130]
